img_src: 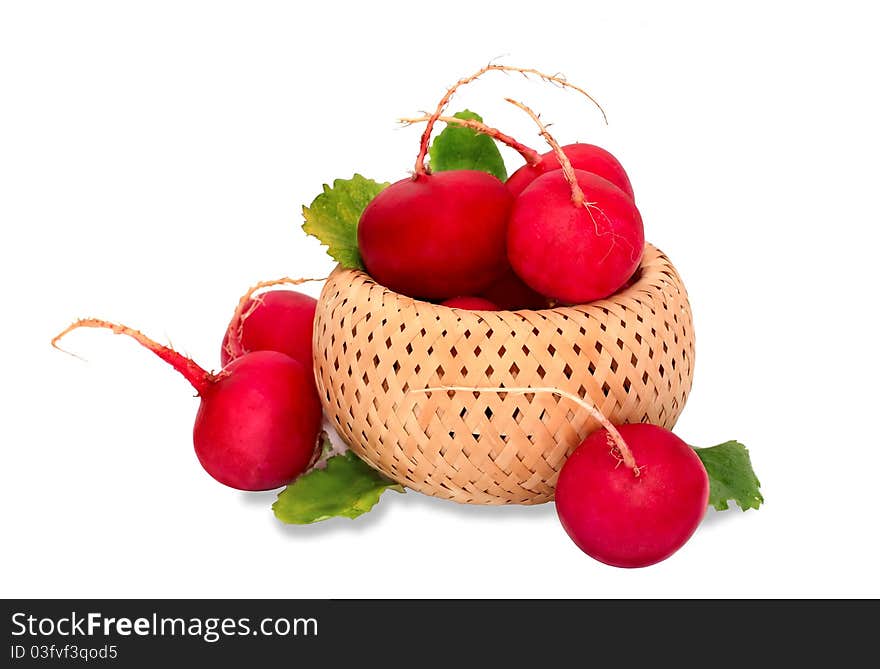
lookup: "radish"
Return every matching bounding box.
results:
[221,277,318,368]
[358,169,512,299]
[505,99,644,304]
[53,319,322,491]
[555,423,709,568]
[507,143,634,200]
[412,385,708,568]
[359,64,606,300]
[440,296,500,310]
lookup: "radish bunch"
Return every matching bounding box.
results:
[53,279,323,491]
[55,62,761,568]
[361,65,644,308]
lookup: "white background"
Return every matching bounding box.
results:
[2,1,878,598]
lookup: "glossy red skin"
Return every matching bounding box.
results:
[358,170,512,299]
[507,143,635,200]
[193,350,322,491]
[555,423,709,568]
[440,296,500,310]
[507,169,645,304]
[479,268,548,310]
[220,290,317,368]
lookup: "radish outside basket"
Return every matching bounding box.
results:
[313,244,695,505]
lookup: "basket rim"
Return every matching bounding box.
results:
[332,242,670,316]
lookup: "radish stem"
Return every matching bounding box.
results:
[505,98,585,207]
[400,115,541,166]
[224,276,325,362]
[52,318,214,396]
[413,64,606,176]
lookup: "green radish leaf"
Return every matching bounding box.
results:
[428,110,508,180]
[273,451,404,524]
[693,441,764,511]
[301,174,389,270]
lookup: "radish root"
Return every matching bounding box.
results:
[411,385,640,476]
[224,276,326,362]
[52,318,214,395]
[413,63,607,176]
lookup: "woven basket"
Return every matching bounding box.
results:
[313,243,694,505]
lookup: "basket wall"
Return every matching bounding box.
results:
[313,244,695,505]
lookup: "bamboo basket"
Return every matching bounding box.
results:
[313,244,694,505]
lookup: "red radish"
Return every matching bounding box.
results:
[479,268,548,310]
[507,143,634,200]
[440,296,500,310]
[505,99,644,304]
[509,169,644,303]
[556,423,709,568]
[53,319,322,491]
[411,385,708,568]
[358,170,512,299]
[221,278,319,368]
[360,64,606,301]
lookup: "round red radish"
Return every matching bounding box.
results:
[221,289,317,368]
[193,350,321,490]
[508,169,644,304]
[54,320,322,491]
[507,143,634,200]
[479,268,548,310]
[440,296,500,310]
[555,423,709,568]
[358,170,512,299]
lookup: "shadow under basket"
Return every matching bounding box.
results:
[313,244,695,505]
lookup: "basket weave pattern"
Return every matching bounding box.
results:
[313,244,695,505]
